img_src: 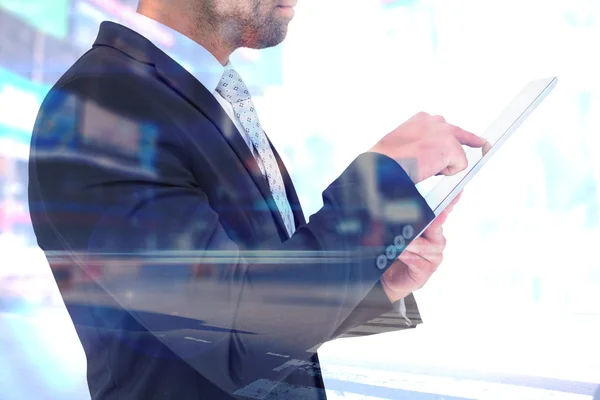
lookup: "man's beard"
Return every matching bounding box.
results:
[239,15,287,49]
[200,0,288,49]
[254,15,287,48]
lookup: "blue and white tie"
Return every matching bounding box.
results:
[216,68,296,237]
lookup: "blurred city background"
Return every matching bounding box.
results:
[0,0,599,398]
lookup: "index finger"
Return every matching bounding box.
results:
[450,125,486,148]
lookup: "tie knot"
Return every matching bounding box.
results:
[216,68,251,103]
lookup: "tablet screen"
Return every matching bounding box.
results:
[417,76,558,218]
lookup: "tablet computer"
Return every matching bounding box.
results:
[416,76,558,233]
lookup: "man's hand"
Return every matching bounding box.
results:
[381,192,462,303]
[369,112,486,183]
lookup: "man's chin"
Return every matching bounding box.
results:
[251,29,288,49]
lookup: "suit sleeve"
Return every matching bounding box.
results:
[28,75,435,396]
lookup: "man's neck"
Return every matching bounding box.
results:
[136,2,233,65]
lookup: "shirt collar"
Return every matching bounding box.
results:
[113,12,230,93]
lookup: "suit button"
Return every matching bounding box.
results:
[402,225,414,239]
[386,245,397,260]
[394,235,406,250]
[376,254,387,270]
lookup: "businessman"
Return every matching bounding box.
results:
[28,0,485,399]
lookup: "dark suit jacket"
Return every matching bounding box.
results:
[28,22,435,400]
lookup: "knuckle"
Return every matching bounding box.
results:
[443,130,457,146]
[431,115,446,124]
[440,236,447,248]
[415,111,430,120]
[445,123,459,136]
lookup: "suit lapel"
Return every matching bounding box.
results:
[93,22,291,238]
[155,62,294,239]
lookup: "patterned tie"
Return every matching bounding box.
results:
[216,68,296,237]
